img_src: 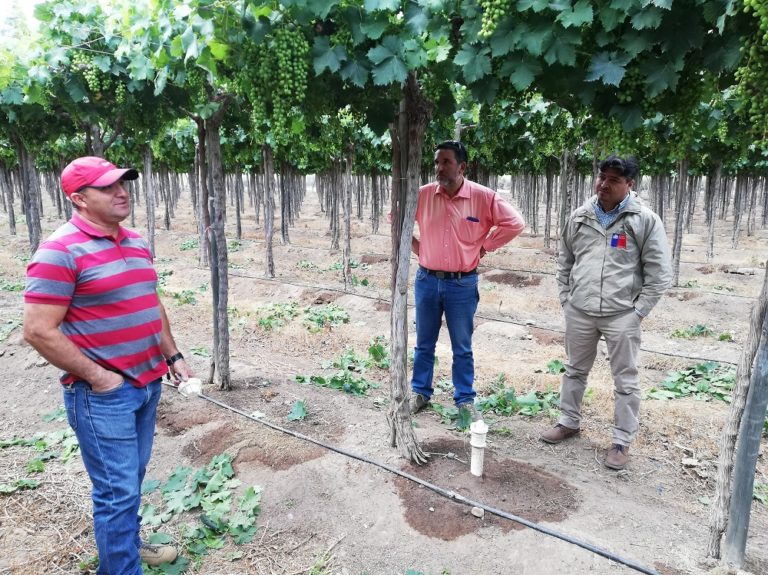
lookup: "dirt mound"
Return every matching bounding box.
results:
[395,438,579,540]
[360,254,389,265]
[529,327,564,346]
[157,402,221,435]
[234,432,328,471]
[182,421,242,463]
[484,271,543,287]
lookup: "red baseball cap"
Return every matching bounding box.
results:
[61,156,139,197]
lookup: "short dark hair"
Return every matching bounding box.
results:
[599,155,639,181]
[435,140,468,164]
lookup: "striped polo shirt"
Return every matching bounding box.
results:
[24,213,167,387]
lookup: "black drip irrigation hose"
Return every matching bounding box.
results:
[178,387,661,575]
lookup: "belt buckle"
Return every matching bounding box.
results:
[435,271,446,279]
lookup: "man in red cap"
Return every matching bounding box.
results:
[23,156,193,573]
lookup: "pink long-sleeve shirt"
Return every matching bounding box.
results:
[415,179,525,272]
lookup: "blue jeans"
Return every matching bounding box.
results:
[64,379,162,575]
[411,267,479,405]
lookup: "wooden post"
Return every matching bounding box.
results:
[722,311,768,567]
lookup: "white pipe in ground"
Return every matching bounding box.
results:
[470,420,489,477]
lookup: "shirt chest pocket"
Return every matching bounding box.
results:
[454,216,487,244]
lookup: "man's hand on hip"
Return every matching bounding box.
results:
[90,370,124,393]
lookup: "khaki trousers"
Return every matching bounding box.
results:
[559,302,642,446]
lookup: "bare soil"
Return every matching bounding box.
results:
[1,182,767,575]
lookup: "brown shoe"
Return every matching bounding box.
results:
[605,444,630,470]
[140,543,177,566]
[540,424,580,444]
[409,393,430,414]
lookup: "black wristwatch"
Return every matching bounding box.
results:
[166,352,184,366]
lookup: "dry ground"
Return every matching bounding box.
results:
[1,180,767,575]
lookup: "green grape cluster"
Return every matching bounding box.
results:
[235,41,269,133]
[641,94,660,117]
[738,0,768,136]
[273,27,309,113]
[616,67,643,105]
[236,27,309,142]
[591,116,637,155]
[330,28,352,49]
[115,82,126,104]
[479,0,512,38]
[744,0,768,39]
[71,51,101,93]
[186,66,208,106]
[667,76,706,156]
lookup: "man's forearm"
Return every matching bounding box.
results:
[158,302,193,382]
[26,328,115,388]
[158,302,180,358]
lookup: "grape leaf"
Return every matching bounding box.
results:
[543,28,579,66]
[405,4,429,35]
[517,0,550,13]
[162,466,193,493]
[287,400,307,421]
[609,104,643,131]
[306,0,339,19]
[599,7,624,31]
[501,56,542,91]
[585,51,631,86]
[207,40,229,61]
[360,16,389,40]
[640,57,682,96]
[520,22,552,56]
[364,0,400,11]
[454,45,491,84]
[490,19,518,57]
[312,37,347,75]
[141,479,162,495]
[630,6,663,30]
[556,0,593,28]
[368,37,408,85]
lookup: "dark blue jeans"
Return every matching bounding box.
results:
[411,267,479,405]
[64,379,162,575]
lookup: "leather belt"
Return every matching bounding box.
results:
[420,266,477,279]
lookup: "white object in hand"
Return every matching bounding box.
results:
[178,377,202,397]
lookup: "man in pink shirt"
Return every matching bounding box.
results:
[410,141,525,421]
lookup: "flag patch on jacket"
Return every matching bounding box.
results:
[611,233,627,249]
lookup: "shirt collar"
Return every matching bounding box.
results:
[435,178,469,199]
[71,212,127,242]
[595,193,630,216]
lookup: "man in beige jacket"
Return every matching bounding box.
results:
[541,155,672,470]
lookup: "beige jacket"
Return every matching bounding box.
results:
[556,194,672,317]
